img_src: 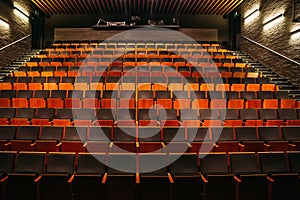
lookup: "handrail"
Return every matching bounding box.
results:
[241,35,300,66]
[0,34,31,51]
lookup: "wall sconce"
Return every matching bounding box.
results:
[244,7,260,23]
[263,13,284,29]
[0,17,9,28]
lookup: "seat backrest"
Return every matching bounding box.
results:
[230,153,260,174]
[96,109,115,120]
[281,127,300,141]
[258,127,281,141]
[259,152,288,173]
[235,127,258,141]
[17,126,40,140]
[46,153,75,174]
[200,153,229,174]
[199,109,219,120]
[15,108,35,118]
[0,151,16,173]
[169,153,198,174]
[139,153,167,174]
[163,127,186,142]
[138,127,161,142]
[56,108,74,119]
[278,109,297,120]
[40,126,63,140]
[89,127,111,141]
[158,109,177,120]
[287,152,300,173]
[114,127,136,142]
[15,152,45,173]
[0,126,17,140]
[107,153,136,174]
[77,153,106,174]
[239,109,258,120]
[117,109,136,120]
[76,109,95,120]
[211,127,234,141]
[259,109,278,120]
[219,109,238,120]
[0,108,15,118]
[64,126,87,141]
[188,127,210,142]
[36,108,55,119]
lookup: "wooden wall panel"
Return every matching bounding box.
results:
[54,28,218,42]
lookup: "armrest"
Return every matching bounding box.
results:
[83,143,87,147]
[30,143,36,147]
[4,142,11,146]
[288,143,296,147]
[136,173,140,184]
[266,176,275,182]
[201,175,208,183]
[167,173,174,184]
[187,142,192,148]
[67,174,75,183]
[234,176,242,183]
[178,121,183,125]
[213,143,219,148]
[56,142,62,147]
[102,173,108,184]
[109,142,113,148]
[238,143,245,148]
[161,142,166,148]
[264,143,271,147]
[114,121,117,125]
[34,175,41,182]
[0,176,8,182]
[136,142,139,148]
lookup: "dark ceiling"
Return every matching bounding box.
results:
[31,0,244,16]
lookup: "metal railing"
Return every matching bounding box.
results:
[241,35,300,66]
[0,34,31,52]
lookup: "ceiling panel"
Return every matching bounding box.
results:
[31,0,244,16]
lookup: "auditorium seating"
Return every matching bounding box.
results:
[1,151,299,199]
[0,41,299,199]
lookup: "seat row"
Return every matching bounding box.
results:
[0,107,299,127]
[0,82,280,93]
[1,125,300,152]
[0,151,300,200]
[0,89,292,100]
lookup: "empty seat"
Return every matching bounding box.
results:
[235,127,264,152]
[212,127,239,152]
[40,153,75,200]
[138,127,163,153]
[138,153,171,200]
[106,153,136,200]
[281,127,300,150]
[169,153,203,200]
[36,126,64,152]
[200,153,235,200]
[61,126,87,152]
[229,152,268,200]
[74,153,106,200]
[258,126,289,151]
[259,152,300,200]
[10,126,40,151]
[6,152,45,200]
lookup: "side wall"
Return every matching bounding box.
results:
[239,0,300,86]
[0,0,31,67]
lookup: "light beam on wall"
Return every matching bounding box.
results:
[13,4,29,22]
[244,7,259,23]
[291,27,300,40]
[263,13,284,30]
[0,17,9,28]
